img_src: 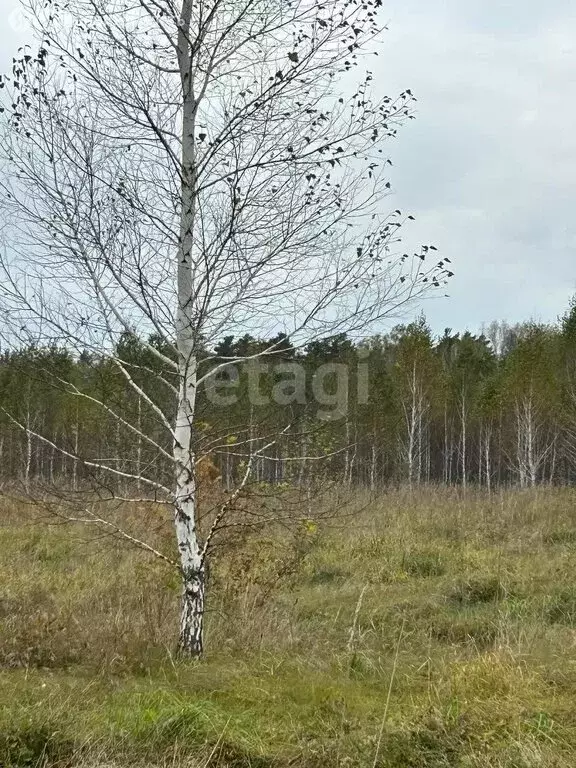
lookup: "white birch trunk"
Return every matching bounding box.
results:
[173,0,204,656]
[173,343,203,656]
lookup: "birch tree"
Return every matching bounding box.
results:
[0,0,449,655]
[391,317,438,487]
[503,325,559,488]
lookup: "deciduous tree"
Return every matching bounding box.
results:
[0,0,447,655]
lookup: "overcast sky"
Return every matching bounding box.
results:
[1,0,574,337]
[376,0,576,335]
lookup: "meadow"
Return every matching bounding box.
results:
[2,487,576,767]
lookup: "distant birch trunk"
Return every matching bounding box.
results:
[298,431,308,487]
[50,435,55,484]
[406,362,418,489]
[460,388,467,490]
[24,402,32,491]
[348,421,357,487]
[136,396,142,492]
[549,432,557,485]
[72,408,79,492]
[514,387,553,489]
[483,423,492,495]
[370,438,377,492]
[516,402,527,488]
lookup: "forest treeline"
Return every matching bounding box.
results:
[1,298,576,493]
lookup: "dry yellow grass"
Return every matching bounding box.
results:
[2,486,576,766]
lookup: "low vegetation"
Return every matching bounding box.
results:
[2,487,576,767]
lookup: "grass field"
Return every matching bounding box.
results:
[2,487,576,767]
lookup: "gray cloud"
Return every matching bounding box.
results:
[0,0,574,336]
[374,0,576,333]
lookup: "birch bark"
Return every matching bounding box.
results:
[172,0,204,656]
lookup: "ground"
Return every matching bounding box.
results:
[2,487,576,767]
